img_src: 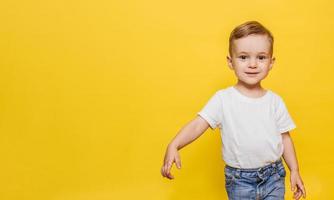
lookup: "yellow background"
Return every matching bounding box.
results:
[1,0,333,199]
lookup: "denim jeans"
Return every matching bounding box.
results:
[224,158,286,200]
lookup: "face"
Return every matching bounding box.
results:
[227,34,275,87]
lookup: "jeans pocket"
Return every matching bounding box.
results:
[225,172,234,187]
[277,166,286,178]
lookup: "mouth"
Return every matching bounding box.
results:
[245,72,260,74]
[245,72,259,76]
[245,72,260,77]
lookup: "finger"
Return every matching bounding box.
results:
[162,164,167,177]
[300,186,306,198]
[303,187,307,198]
[296,190,303,200]
[298,183,306,198]
[164,165,170,178]
[167,161,174,179]
[167,161,173,173]
[175,155,181,169]
[294,190,300,200]
[164,162,170,178]
[168,173,174,179]
[297,187,304,200]
[294,191,301,200]
[293,188,301,197]
[167,170,174,179]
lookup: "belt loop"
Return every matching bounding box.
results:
[272,161,278,172]
[277,158,282,167]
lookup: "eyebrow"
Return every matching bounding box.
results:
[238,51,268,55]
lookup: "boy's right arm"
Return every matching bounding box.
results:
[161,116,210,179]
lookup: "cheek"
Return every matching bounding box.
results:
[263,65,272,73]
[233,61,245,69]
[236,69,246,77]
[258,66,271,77]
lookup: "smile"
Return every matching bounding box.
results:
[245,72,259,76]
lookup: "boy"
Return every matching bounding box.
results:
[161,21,306,200]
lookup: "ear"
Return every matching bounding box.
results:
[269,57,275,70]
[226,56,234,70]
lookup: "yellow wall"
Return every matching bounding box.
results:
[1,0,333,199]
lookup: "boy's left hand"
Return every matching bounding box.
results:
[290,170,306,199]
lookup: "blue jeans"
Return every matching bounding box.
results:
[224,158,286,200]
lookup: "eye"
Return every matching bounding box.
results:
[239,55,247,60]
[258,56,267,60]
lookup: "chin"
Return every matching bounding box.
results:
[241,79,261,85]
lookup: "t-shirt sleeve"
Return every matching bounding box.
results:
[275,96,297,134]
[197,91,223,131]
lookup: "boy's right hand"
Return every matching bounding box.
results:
[161,144,182,179]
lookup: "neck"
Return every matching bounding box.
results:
[235,80,263,91]
[234,80,267,98]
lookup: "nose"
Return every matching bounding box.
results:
[248,58,257,68]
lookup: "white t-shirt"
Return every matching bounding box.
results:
[197,86,297,169]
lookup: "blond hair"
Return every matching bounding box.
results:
[229,21,274,57]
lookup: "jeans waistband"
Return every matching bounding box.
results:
[225,158,283,172]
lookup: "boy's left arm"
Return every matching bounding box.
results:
[282,132,306,199]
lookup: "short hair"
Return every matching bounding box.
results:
[229,21,274,57]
